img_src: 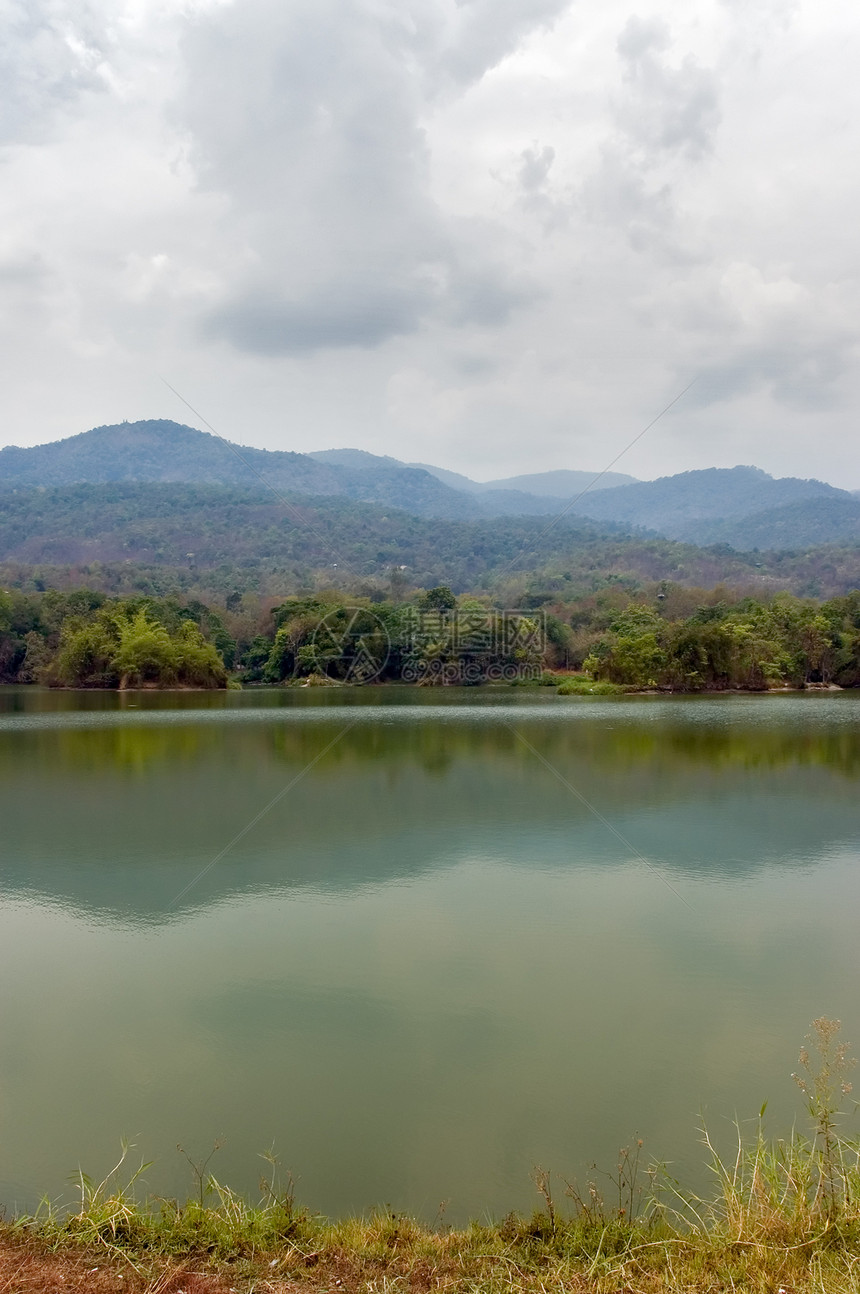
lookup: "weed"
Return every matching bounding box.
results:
[556,677,625,696]
[177,1140,223,1209]
[793,1015,857,1216]
[6,1018,860,1292]
[529,1166,557,1235]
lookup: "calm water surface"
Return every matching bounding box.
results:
[1,687,858,1221]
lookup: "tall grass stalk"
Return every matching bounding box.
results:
[4,1018,860,1291]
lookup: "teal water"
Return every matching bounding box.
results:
[1,687,859,1222]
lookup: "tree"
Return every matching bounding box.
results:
[173,619,228,687]
[418,585,456,614]
[54,602,227,688]
[115,609,177,687]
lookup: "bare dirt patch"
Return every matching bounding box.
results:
[0,1235,299,1294]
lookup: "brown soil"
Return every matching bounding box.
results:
[0,1234,311,1294]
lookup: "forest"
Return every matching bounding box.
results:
[4,480,860,601]
[2,579,860,691]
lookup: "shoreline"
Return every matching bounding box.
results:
[3,1128,859,1294]
[0,677,849,695]
[3,1011,858,1294]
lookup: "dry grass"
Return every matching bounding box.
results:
[3,1019,860,1293]
[5,1212,860,1293]
[0,1229,238,1293]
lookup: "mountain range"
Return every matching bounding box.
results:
[1,419,859,554]
[308,446,637,511]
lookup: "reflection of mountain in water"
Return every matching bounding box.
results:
[1,697,859,924]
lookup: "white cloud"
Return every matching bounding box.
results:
[615,16,721,162]
[0,0,859,486]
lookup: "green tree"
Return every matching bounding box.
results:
[173,619,228,687]
[114,609,177,687]
[418,585,457,614]
[54,602,227,689]
[55,616,120,687]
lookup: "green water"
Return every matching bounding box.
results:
[1,687,859,1222]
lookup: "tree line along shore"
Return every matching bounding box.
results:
[2,580,860,691]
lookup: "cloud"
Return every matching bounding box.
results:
[0,0,110,144]
[177,0,554,355]
[426,0,573,88]
[615,16,721,162]
[685,265,858,411]
[1,0,860,487]
[204,286,426,354]
[518,143,555,194]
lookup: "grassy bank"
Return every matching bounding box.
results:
[2,1020,859,1292]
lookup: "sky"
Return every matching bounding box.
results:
[1,0,859,487]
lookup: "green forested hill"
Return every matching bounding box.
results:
[0,481,656,583]
[693,494,860,550]
[0,420,334,488]
[3,421,858,542]
[2,480,860,600]
[0,420,477,520]
[0,421,635,520]
[315,451,638,499]
[574,465,849,537]
[2,423,860,598]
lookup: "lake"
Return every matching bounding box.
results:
[1,686,858,1223]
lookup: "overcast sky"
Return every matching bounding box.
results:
[1,0,859,486]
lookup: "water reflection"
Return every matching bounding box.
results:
[1,693,859,923]
[0,690,858,1221]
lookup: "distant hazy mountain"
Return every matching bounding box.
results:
[2,423,598,521]
[475,468,638,496]
[309,447,404,472]
[3,424,612,522]
[464,489,568,516]
[0,419,323,488]
[695,495,860,551]
[572,466,850,541]
[0,420,477,521]
[312,450,636,513]
[3,424,858,548]
[406,462,486,492]
[407,462,636,496]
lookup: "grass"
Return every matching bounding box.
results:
[556,674,626,695]
[510,670,627,694]
[3,1019,860,1292]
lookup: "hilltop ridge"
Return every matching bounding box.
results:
[2,419,859,549]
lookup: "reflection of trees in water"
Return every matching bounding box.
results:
[3,710,859,779]
[0,723,204,774]
[2,706,858,924]
[266,718,860,780]
[562,723,860,778]
[268,721,479,778]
